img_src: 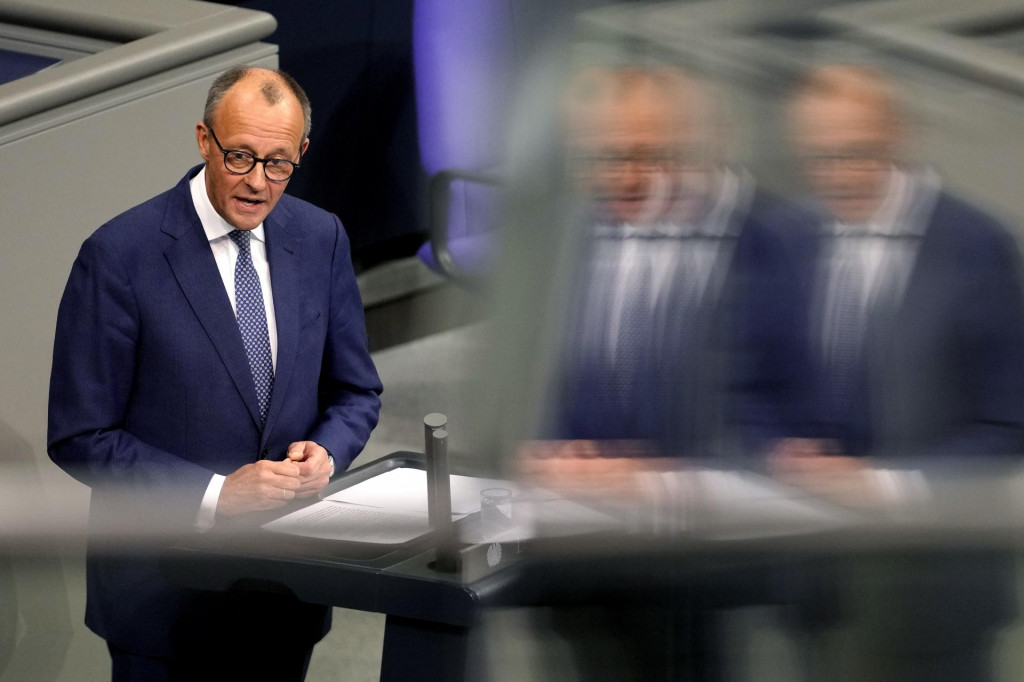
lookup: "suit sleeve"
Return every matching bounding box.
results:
[943,225,1024,456]
[47,237,214,508]
[307,217,383,469]
[729,214,818,453]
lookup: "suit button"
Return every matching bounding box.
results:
[259,448,269,460]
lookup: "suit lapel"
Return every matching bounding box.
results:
[261,203,302,448]
[162,170,265,430]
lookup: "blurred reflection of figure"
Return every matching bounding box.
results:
[776,64,1024,462]
[767,64,1024,682]
[549,66,809,459]
[525,65,815,682]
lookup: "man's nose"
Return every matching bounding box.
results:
[243,164,268,191]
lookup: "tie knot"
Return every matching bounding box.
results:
[229,229,252,253]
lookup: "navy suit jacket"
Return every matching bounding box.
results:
[740,192,1024,645]
[743,191,1024,458]
[47,166,383,655]
[553,191,815,458]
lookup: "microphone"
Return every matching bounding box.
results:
[423,413,459,572]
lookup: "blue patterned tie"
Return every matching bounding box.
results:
[825,241,868,442]
[229,229,274,426]
[613,258,655,420]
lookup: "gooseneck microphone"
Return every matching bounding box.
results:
[423,413,459,572]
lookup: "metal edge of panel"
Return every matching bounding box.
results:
[573,2,811,96]
[0,22,117,58]
[818,0,1024,34]
[820,8,1024,98]
[0,0,259,41]
[0,4,277,127]
[0,41,277,146]
[587,0,1024,99]
[0,0,165,41]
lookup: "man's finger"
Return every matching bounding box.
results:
[286,442,308,461]
[296,464,329,488]
[271,486,296,502]
[261,459,301,477]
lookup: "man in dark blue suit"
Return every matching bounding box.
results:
[549,66,813,461]
[47,66,382,681]
[530,65,819,682]
[761,64,1024,682]
[770,65,1024,463]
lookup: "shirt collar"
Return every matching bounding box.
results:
[189,165,267,244]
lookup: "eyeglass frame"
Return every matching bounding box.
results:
[798,145,893,173]
[205,125,302,183]
[571,143,709,175]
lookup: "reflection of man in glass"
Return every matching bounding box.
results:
[772,64,1024,472]
[525,66,816,682]
[568,67,714,227]
[548,66,808,459]
[766,64,1024,682]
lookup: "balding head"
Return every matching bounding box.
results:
[565,65,723,225]
[204,66,312,140]
[195,66,311,231]
[791,64,901,136]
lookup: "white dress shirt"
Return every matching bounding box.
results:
[189,167,279,366]
[189,166,278,530]
[818,166,940,496]
[820,166,940,364]
[587,168,749,362]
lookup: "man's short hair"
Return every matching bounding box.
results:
[203,66,312,140]
[788,64,900,128]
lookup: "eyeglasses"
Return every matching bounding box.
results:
[573,145,704,173]
[800,147,890,172]
[206,126,300,183]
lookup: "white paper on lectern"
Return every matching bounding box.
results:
[262,468,518,543]
[322,468,515,515]
[262,501,431,543]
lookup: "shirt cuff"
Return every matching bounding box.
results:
[194,474,226,532]
[327,454,336,478]
[873,468,931,506]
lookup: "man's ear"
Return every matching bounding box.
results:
[300,137,310,157]
[196,123,211,160]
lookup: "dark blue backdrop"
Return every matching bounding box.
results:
[225,0,425,270]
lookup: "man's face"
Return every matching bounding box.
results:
[578,87,699,225]
[196,80,308,231]
[791,93,898,224]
